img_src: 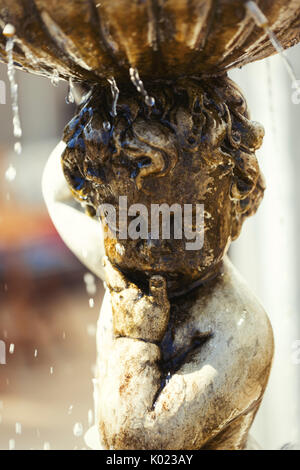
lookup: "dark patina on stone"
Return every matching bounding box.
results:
[62,75,265,293]
[0,1,299,84]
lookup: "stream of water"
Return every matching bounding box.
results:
[107,77,119,117]
[246,1,300,94]
[129,67,155,107]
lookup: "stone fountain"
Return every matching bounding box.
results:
[1,0,300,450]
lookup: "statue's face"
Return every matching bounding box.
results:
[97,129,234,293]
[62,78,264,293]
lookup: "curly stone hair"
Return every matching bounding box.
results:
[62,75,265,240]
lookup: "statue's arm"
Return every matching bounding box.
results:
[42,142,106,280]
[98,261,271,450]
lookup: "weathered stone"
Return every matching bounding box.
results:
[0,1,299,83]
[96,257,273,450]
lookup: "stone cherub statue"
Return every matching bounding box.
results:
[1,0,300,450]
[44,75,273,450]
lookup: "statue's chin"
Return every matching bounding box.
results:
[108,259,223,296]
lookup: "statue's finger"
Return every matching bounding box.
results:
[149,275,168,302]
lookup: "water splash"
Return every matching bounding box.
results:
[129,67,155,107]
[107,77,119,117]
[246,1,300,94]
[43,442,51,450]
[3,25,23,140]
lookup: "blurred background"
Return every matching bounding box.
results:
[0,43,299,450]
[0,68,104,450]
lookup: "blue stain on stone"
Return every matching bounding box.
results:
[72,175,85,191]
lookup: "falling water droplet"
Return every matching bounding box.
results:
[83,272,97,296]
[246,1,300,93]
[34,349,38,358]
[145,95,155,107]
[107,77,119,117]
[9,343,15,354]
[3,24,16,38]
[15,422,22,435]
[5,165,16,182]
[68,405,74,415]
[129,67,155,107]
[73,422,83,437]
[88,409,93,427]
[265,29,300,93]
[50,366,54,375]
[89,298,95,308]
[9,439,15,450]
[87,324,96,337]
[4,26,23,139]
[83,272,94,284]
[14,142,22,155]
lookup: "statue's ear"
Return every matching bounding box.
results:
[242,121,265,151]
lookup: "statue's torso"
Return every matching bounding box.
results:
[96,257,274,450]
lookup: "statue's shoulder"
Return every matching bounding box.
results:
[172,256,274,379]
[190,257,273,335]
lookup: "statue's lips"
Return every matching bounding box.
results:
[0,1,299,83]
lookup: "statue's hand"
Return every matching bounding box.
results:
[104,258,170,342]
